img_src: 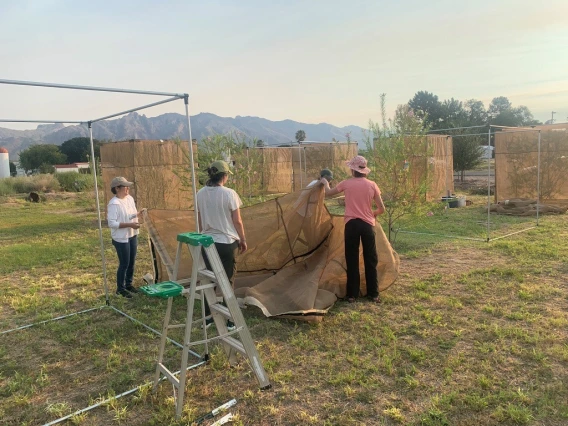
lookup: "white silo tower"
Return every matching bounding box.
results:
[0,147,9,179]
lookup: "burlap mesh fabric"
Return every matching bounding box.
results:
[100,140,197,211]
[427,135,454,200]
[142,184,399,319]
[495,126,568,205]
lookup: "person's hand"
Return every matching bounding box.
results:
[373,209,382,217]
[320,177,330,188]
[130,223,141,230]
[239,240,248,254]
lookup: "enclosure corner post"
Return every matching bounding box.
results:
[486,126,492,242]
[183,94,199,232]
[88,121,111,305]
[536,130,541,226]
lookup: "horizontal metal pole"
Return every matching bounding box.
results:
[42,360,206,426]
[0,307,102,335]
[488,227,536,242]
[0,78,185,98]
[428,125,488,133]
[395,229,487,242]
[109,306,201,358]
[0,119,84,124]
[90,95,182,123]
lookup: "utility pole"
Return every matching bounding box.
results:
[551,111,556,124]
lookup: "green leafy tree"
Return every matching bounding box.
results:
[365,94,434,243]
[453,134,483,182]
[18,144,67,174]
[408,91,443,129]
[9,161,17,177]
[295,130,306,143]
[488,96,541,127]
[59,137,101,163]
[255,139,265,147]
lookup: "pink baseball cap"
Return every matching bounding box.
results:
[346,155,371,175]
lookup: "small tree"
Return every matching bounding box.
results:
[18,144,67,174]
[9,161,17,176]
[453,135,483,181]
[365,94,434,243]
[295,130,306,143]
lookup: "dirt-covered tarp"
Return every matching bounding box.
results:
[142,184,399,319]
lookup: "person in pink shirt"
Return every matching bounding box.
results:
[321,155,385,303]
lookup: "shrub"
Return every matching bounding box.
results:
[0,178,16,196]
[6,174,61,194]
[55,172,95,192]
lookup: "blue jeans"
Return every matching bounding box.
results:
[112,236,138,291]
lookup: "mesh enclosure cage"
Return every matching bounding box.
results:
[100,140,198,211]
[495,125,568,205]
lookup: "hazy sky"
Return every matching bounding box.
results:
[1,0,567,130]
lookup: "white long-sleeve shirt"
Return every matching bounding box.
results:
[107,195,139,243]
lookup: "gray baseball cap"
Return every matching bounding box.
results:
[110,176,133,189]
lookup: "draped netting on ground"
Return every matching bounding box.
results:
[142,184,399,319]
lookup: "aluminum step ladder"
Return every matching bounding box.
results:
[151,232,271,419]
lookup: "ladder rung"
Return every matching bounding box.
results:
[158,363,180,387]
[196,283,216,291]
[184,327,242,347]
[167,323,186,330]
[219,336,246,355]
[198,269,218,282]
[209,303,232,319]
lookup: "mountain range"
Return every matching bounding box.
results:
[0,112,365,155]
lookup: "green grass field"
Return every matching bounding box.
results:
[1,192,567,425]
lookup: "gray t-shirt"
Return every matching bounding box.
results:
[196,186,243,244]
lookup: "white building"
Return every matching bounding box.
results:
[0,147,10,178]
[54,162,90,173]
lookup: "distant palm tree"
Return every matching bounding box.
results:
[295,130,306,143]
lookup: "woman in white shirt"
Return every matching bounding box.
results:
[107,177,141,298]
[197,160,247,328]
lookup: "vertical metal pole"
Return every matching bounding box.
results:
[88,123,110,303]
[446,136,451,197]
[303,146,307,185]
[486,126,491,242]
[298,143,303,190]
[184,95,199,232]
[536,130,541,226]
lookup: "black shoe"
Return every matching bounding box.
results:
[116,289,133,298]
[227,320,236,332]
[125,286,139,294]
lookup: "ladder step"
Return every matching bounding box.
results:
[219,336,246,356]
[158,363,180,387]
[209,303,232,319]
[198,269,218,282]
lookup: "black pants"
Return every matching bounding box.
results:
[202,241,239,316]
[344,219,378,298]
[112,235,138,291]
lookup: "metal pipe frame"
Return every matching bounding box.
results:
[42,360,206,426]
[0,78,202,423]
[397,123,543,242]
[91,95,182,123]
[0,78,184,97]
[428,124,488,133]
[0,307,102,336]
[0,119,84,124]
[486,126,492,241]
